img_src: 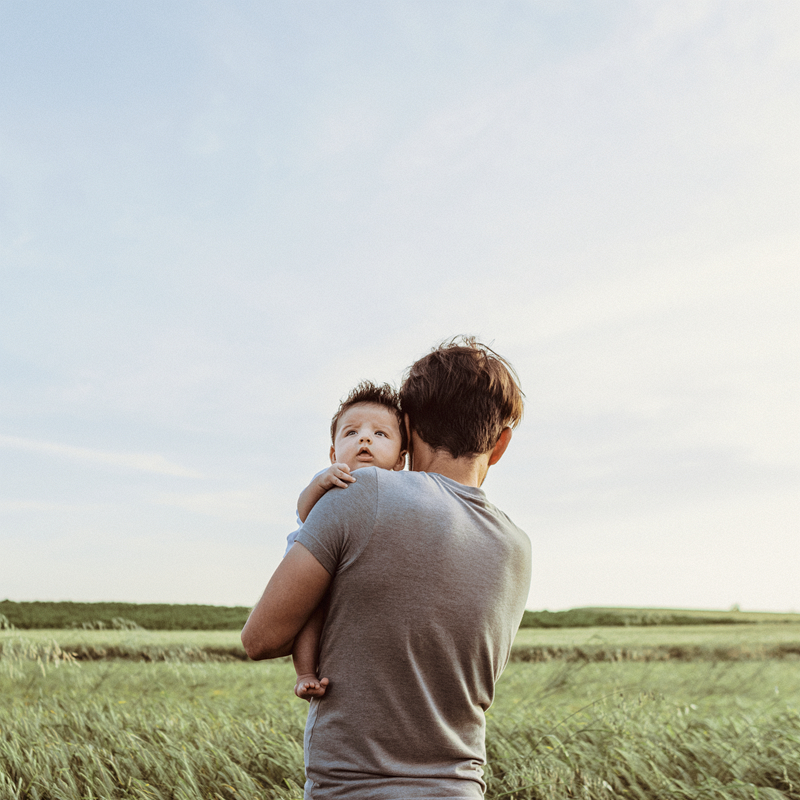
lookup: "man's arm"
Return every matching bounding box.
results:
[241,543,332,660]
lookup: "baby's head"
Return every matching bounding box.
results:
[329,382,408,473]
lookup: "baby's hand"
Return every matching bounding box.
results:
[297,464,356,523]
[295,674,330,701]
[318,463,356,491]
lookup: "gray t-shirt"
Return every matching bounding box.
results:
[295,467,531,800]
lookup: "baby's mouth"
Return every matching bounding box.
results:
[357,447,373,458]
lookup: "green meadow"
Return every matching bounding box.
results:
[4,622,800,664]
[2,622,799,799]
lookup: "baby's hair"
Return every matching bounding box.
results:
[330,381,408,454]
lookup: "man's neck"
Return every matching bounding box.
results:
[408,432,490,488]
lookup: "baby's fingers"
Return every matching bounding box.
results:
[331,468,356,488]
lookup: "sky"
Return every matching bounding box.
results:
[1,1,798,613]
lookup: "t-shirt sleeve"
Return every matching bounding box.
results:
[294,467,379,576]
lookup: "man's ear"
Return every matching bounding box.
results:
[393,451,407,471]
[487,427,512,467]
[403,414,413,469]
[329,445,337,464]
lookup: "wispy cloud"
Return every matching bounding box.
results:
[0,435,204,479]
[157,487,288,524]
[2,2,797,611]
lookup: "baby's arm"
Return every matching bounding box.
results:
[293,605,329,700]
[297,464,356,522]
[290,465,353,699]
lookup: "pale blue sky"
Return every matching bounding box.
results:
[2,1,798,612]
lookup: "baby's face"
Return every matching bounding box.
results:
[330,403,406,473]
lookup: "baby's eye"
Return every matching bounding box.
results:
[375,430,386,437]
[345,430,357,436]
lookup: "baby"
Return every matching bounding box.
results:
[285,381,408,700]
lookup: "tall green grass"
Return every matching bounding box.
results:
[0,659,306,800]
[1,645,798,799]
[487,659,800,798]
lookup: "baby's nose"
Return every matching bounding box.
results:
[360,433,371,441]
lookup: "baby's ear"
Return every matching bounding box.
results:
[393,451,407,471]
[329,445,337,464]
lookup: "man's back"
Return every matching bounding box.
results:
[296,467,531,800]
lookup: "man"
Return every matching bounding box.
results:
[242,337,531,799]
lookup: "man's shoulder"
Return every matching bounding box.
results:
[296,470,381,569]
[354,467,421,491]
[300,468,388,532]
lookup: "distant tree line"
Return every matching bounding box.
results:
[520,609,747,628]
[1,601,762,631]
[0,601,251,630]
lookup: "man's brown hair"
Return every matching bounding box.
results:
[399,337,524,458]
[330,381,408,453]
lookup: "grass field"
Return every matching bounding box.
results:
[4,623,800,664]
[512,622,800,662]
[2,625,800,798]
